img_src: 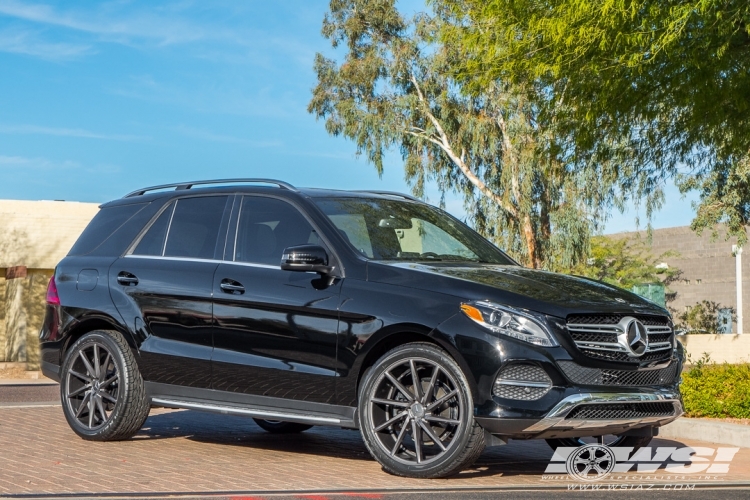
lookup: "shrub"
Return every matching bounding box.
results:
[681,358,750,418]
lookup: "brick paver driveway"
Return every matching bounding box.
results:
[1,401,750,497]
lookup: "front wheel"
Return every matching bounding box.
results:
[358,343,485,478]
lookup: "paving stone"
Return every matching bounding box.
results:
[0,406,749,495]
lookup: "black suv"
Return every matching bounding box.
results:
[40,179,683,478]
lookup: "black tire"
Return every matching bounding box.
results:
[546,433,653,450]
[358,342,485,478]
[60,330,150,441]
[253,419,313,434]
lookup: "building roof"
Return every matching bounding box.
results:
[0,200,99,269]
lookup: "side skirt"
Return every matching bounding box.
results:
[145,382,358,429]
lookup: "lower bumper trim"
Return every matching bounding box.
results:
[476,389,682,438]
[40,361,61,382]
[522,390,682,433]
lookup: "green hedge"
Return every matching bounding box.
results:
[681,361,750,418]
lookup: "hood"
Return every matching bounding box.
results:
[367,261,668,319]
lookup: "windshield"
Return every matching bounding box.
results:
[315,197,516,265]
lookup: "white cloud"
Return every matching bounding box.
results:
[0,155,78,170]
[0,28,92,59]
[0,0,207,45]
[0,0,323,66]
[0,155,121,175]
[0,124,147,141]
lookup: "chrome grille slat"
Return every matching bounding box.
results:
[567,314,674,362]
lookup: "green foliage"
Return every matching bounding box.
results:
[681,361,750,418]
[310,0,659,269]
[564,235,680,290]
[437,0,750,244]
[676,300,736,334]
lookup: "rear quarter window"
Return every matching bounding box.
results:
[68,203,147,256]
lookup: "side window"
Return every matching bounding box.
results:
[68,203,146,256]
[164,196,229,259]
[133,202,174,256]
[132,196,228,258]
[235,197,318,265]
[327,213,373,257]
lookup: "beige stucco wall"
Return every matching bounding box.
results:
[677,334,750,364]
[0,200,100,269]
[0,200,99,369]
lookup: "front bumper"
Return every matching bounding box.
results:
[476,387,682,439]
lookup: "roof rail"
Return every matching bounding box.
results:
[124,178,297,198]
[355,190,422,203]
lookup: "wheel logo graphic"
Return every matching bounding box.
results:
[565,444,616,482]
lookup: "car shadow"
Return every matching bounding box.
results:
[132,409,555,477]
[133,410,706,479]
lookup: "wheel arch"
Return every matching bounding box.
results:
[62,314,137,359]
[354,324,479,404]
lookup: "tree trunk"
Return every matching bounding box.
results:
[521,215,541,268]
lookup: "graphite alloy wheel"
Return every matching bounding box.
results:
[61,330,150,441]
[546,433,653,450]
[253,419,313,434]
[358,343,485,478]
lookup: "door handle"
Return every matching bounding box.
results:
[117,272,139,286]
[220,279,245,294]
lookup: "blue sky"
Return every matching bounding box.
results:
[0,0,696,234]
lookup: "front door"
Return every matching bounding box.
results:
[211,195,341,403]
[110,194,232,388]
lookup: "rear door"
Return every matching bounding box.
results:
[110,194,233,388]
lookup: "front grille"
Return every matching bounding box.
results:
[565,402,676,420]
[557,360,679,387]
[579,349,673,363]
[566,314,673,363]
[493,363,552,401]
[567,314,669,326]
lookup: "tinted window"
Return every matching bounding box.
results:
[315,198,516,264]
[235,197,319,265]
[68,203,146,256]
[132,202,174,256]
[164,196,229,259]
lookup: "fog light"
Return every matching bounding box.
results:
[493,364,552,401]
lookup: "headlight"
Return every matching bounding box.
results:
[460,300,558,347]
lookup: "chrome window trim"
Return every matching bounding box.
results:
[162,199,177,256]
[123,254,279,270]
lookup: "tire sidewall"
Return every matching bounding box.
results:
[60,331,132,440]
[358,343,477,477]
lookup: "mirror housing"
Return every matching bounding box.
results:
[280,244,333,275]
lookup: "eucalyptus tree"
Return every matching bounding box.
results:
[309,0,648,269]
[437,0,750,243]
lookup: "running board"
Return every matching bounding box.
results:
[151,397,352,427]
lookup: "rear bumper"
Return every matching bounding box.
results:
[477,388,682,439]
[41,361,61,383]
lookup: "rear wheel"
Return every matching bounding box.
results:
[60,330,150,441]
[546,433,653,450]
[358,343,485,478]
[253,419,313,434]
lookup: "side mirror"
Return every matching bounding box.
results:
[280,244,333,275]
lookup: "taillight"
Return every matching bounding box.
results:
[46,275,61,306]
